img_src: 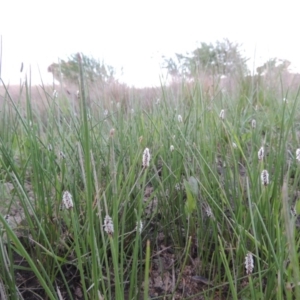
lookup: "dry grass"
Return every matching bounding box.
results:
[0,80,162,116]
[1,68,299,116]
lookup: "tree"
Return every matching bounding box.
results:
[48,53,116,85]
[163,39,249,78]
[256,58,291,75]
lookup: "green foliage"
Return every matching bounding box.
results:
[256,57,291,75]
[163,38,249,78]
[48,53,116,85]
[1,60,300,299]
[296,199,300,215]
[184,176,197,215]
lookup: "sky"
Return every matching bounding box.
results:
[1,0,299,87]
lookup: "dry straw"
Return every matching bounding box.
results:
[59,151,66,159]
[110,128,115,137]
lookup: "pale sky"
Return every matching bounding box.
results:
[1,0,299,87]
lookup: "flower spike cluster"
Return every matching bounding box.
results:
[296,149,300,162]
[261,170,269,186]
[142,148,151,168]
[219,109,225,120]
[245,252,254,275]
[136,220,143,234]
[62,191,74,210]
[258,147,264,160]
[104,215,114,235]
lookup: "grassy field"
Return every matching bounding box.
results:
[1,65,300,300]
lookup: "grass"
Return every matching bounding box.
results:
[1,62,300,299]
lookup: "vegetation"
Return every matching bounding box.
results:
[163,39,248,78]
[48,53,116,86]
[1,50,300,300]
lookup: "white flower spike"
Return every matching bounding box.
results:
[62,191,74,210]
[136,220,143,234]
[245,252,254,275]
[104,215,114,235]
[142,148,151,168]
[261,170,269,186]
[219,109,225,120]
[258,147,264,160]
[296,149,300,162]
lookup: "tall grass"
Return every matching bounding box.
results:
[0,65,300,299]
